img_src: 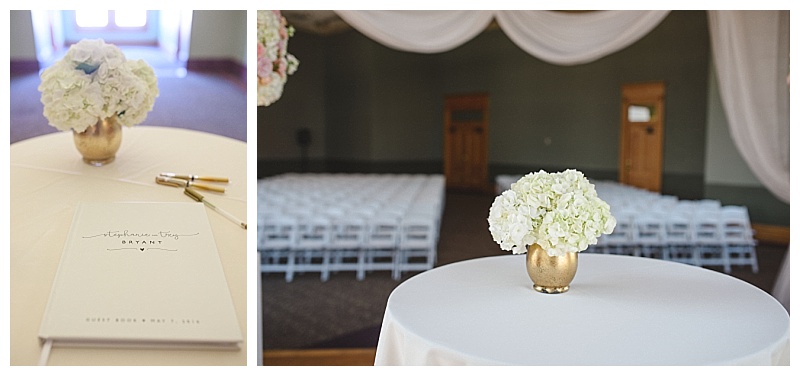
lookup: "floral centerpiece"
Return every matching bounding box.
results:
[488,169,616,293]
[488,169,616,257]
[38,39,159,133]
[257,10,300,106]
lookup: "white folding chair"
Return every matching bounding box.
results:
[663,214,696,265]
[363,215,401,280]
[328,217,367,279]
[720,206,755,237]
[604,216,637,256]
[397,214,438,277]
[632,214,666,259]
[720,208,758,273]
[286,217,331,282]
[258,216,296,275]
[692,212,729,273]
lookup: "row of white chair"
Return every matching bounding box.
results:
[587,207,758,273]
[257,174,445,281]
[259,212,440,282]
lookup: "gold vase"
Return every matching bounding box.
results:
[73,117,122,166]
[525,243,578,294]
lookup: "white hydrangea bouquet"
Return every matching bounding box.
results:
[38,39,159,133]
[257,10,299,106]
[488,169,616,257]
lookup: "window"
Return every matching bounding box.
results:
[75,10,109,28]
[64,10,158,45]
[627,105,653,122]
[114,11,147,28]
[75,10,148,29]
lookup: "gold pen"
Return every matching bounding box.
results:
[160,172,229,183]
[156,176,226,193]
[184,188,247,229]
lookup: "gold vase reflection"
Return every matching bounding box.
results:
[525,243,578,294]
[73,117,122,166]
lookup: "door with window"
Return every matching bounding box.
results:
[619,82,665,192]
[444,93,489,192]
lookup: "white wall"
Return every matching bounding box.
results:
[704,59,762,187]
[188,10,246,65]
[9,10,36,59]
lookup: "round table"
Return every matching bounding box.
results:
[374,254,790,366]
[9,127,247,365]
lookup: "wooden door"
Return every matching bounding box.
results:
[444,93,489,192]
[619,82,665,192]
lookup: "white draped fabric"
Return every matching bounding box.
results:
[494,10,670,65]
[335,10,494,53]
[708,10,790,312]
[335,10,670,65]
[772,252,790,314]
[707,11,790,204]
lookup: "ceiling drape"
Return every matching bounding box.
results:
[493,10,670,65]
[335,10,670,65]
[335,10,495,53]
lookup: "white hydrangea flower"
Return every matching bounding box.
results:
[487,169,616,257]
[38,39,159,132]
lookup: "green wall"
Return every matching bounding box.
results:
[258,32,327,166]
[434,11,709,187]
[258,10,789,226]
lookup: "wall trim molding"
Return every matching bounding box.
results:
[263,348,376,366]
[257,158,442,178]
[751,224,790,246]
[186,58,246,87]
[10,59,40,76]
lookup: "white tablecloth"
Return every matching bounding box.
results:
[10,127,247,365]
[375,254,789,366]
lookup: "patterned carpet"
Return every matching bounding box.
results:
[261,191,788,350]
[262,271,403,349]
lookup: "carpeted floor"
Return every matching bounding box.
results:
[10,46,246,143]
[261,191,789,350]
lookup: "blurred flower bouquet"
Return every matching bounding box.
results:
[488,169,616,257]
[257,10,299,106]
[38,39,159,133]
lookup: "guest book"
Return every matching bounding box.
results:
[38,202,242,352]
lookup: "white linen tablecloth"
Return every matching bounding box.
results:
[10,127,247,365]
[375,254,790,366]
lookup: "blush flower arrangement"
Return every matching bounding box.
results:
[488,169,616,257]
[257,10,299,106]
[38,39,159,133]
